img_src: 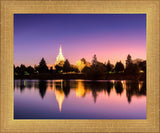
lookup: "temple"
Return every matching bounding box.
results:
[55,44,65,65]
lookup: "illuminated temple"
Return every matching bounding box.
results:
[55,44,65,65]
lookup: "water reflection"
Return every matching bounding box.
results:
[63,80,70,97]
[39,80,47,99]
[126,81,146,103]
[55,89,65,112]
[115,82,123,95]
[14,80,146,112]
[106,82,113,96]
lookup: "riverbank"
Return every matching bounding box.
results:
[14,73,146,81]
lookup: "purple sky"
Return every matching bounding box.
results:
[14,14,146,66]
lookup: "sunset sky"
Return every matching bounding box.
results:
[14,14,146,66]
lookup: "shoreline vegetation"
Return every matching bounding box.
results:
[14,54,146,81]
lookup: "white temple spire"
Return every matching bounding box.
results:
[59,44,62,54]
[56,44,65,64]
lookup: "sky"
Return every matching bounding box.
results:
[14,14,146,66]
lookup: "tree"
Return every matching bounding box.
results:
[39,58,47,67]
[81,58,86,64]
[125,63,139,75]
[126,54,132,68]
[82,66,91,73]
[19,64,26,75]
[26,66,34,75]
[92,54,97,67]
[93,62,106,79]
[15,66,20,75]
[38,58,48,73]
[55,65,63,73]
[82,62,106,80]
[114,61,124,73]
[49,67,54,73]
[105,60,113,72]
[70,66,79,73]
[138,61,146,72]
[91,55,106,79]
[63,59,71,72]
[34,65,39,74]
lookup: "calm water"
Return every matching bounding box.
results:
[14,80,146,119]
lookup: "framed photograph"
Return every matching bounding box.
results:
[0,0,159,132]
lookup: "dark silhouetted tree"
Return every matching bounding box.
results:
[49,67,54,73]
[81,58,86,64]
[26,66,34,75]
[34,65,39,74]
[63,59,71,72]
[125,54,140,75]
[55,65,63,73]
[126,54,132,68]
[82,61,106,80]
[82,66,91,73]
[114,61,124,73]
[105,60,113,72]
[138,61,146,72]
[125,63,139,75]
[19,64,26,75]
[38,58,48,73]
[15,66,20,75]
[92,54,97,67]
[70,66,79,73]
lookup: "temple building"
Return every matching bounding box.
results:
[47,45,65,69]
[55,44,65,65]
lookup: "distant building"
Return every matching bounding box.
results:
[55,44,65,65]
[47,45,65,69]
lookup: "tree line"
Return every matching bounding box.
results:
[14,54,146,79]
[14,58,79,75]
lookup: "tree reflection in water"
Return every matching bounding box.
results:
[63,80,70,97]
[126,81,146,103]
[115,82,123,95]
[14,80,146,110]
[39,80,47,99]
[105,82,113,96]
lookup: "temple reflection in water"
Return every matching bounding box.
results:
[14,80,146,112]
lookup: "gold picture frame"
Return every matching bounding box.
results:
[0,0,159,132]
